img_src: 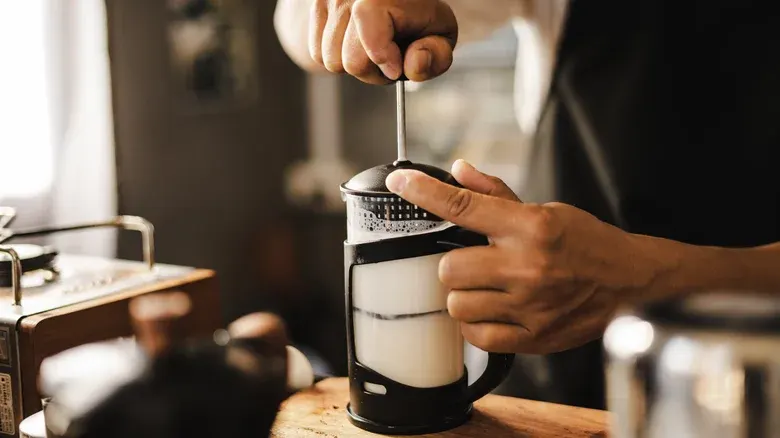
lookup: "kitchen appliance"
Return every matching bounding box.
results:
[0,208,221,437]
[604,291,780,438]
[338,81,515,435]
[24,293,316,438]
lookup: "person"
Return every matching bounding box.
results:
[273,0,780,409]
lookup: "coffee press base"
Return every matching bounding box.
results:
[346,403,473,435]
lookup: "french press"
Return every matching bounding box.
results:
[340,81,515,435]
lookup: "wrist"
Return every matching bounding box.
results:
[627,234,743,305]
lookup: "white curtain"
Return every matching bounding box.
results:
[0,0,117,258]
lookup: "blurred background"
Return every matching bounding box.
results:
[0,0,528,378]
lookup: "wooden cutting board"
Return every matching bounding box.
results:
[271,378,609,437]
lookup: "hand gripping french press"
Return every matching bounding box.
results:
[340,81,515,435]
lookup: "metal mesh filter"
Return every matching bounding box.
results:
[344,193,447,241]
[341,161,459,243]
[354,194,442,222]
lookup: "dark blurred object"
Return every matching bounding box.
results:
[37,293,314,438]
[168,0,214,19]
[248,219,346,376]
[71,340,287,438]
[166,0,259,110]
[605,291,780,438]
[129,291,194,357]
[0,209,221,433]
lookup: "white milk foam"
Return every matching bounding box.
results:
[352,253,464,388]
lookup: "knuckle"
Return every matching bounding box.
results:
[523,265,549,291]
[526,206,562,245]
[343,54,371,75]
[445,189,474,219]
[350,0,371,18]
[357,73,392,85]
[310,49,324,65]
[350,0,367,20]
[486,175,505,187]
[362,44,389,64]
[494,256,519,281]
[530,253,554,279]
[323,59,345,73]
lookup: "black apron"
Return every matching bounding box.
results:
[510,0,780,410]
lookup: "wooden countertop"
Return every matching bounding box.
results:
[271,378,609,437]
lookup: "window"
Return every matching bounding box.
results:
[0,1,55,201]
[0,0,116,258]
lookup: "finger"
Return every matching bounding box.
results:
[447,290,514,324]
[386,169,521,237]
[321,2,351,72]
[439,246,509,290]
[308,0,328,65]
[343,17,392,85]
[451,159,520,202]
[403,36,453,82]
[351,0,402,80]
[461,322,531,354]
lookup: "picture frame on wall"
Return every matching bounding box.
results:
[166,0,259,113]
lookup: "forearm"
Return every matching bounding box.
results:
[274,0,326,72]
[635,235,780,303]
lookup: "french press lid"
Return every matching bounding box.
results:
[340,160,458,196]
[340,160,460,240]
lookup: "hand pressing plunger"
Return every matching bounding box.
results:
[385,161,645,355]
[300,0,458,84]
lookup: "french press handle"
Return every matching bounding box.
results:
[437,228,516,403]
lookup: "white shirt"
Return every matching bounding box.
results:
[447,0,569,140]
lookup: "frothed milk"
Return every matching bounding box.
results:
[352,253,464,388]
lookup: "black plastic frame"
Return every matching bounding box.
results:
[344,226,515,435]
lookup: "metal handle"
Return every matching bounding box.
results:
[0,215,156,306]
[0,247,22,306]
[466,352,515,403]
[435,228,516,400]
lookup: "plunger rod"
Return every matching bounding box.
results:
[396,81,407,162]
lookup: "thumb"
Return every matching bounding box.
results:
[451,159,521,202]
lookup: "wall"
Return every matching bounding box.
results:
[104,0,354,368]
